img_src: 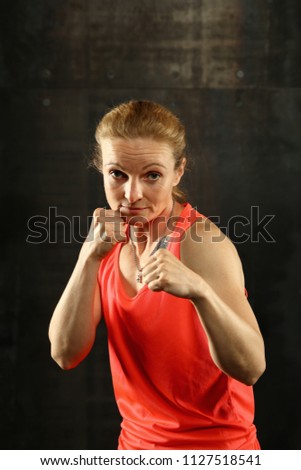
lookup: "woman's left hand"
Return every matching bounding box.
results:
[142,248,205,298]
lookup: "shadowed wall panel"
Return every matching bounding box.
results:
[2,1,300,89]
[0,0,300,449]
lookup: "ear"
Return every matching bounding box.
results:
[173,157,186,186]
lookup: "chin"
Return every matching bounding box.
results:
[126,215,149,227]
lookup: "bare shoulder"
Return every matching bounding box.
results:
[181,216,245,292]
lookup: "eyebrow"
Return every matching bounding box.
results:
[105,162,167,170]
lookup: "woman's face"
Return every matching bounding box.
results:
[101,137,185,223]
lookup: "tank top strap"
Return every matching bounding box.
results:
[166,203,205,257]
[168,202,205,243]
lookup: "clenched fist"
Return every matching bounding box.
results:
[80,208,127,262]
[142,248,204,299]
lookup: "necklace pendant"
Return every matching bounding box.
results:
[136,271,143,283]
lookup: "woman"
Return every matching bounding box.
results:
[49,100,266,450]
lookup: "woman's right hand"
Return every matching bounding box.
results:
[79,208,127,262]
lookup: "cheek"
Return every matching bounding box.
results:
[103,180,120,203]
[104,176,119,192]
[160,175,179,191]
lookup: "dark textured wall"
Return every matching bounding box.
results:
[0,0,300,450]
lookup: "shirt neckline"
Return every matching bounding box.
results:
[115,202,191,302]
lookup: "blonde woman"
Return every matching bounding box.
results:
[49,100,265,450]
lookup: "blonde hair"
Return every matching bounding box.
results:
[92,100,188,203]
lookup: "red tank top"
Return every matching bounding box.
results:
[98,203,260,450]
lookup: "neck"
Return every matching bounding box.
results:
[129,200,175,255]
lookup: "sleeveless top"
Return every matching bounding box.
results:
[98,203,259,450]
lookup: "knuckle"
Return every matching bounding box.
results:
[159,276,168,289]
[157,261,165,271]
[100,231,109,242]
[93,207,104,218]
[150,281,160,292]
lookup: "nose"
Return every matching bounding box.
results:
[124,178,143,203]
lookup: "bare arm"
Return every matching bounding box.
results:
[182,219,266,385]
[48,255,101,370]
[48,209,126,369]
[142,219,266,385]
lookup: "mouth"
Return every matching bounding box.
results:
[119,205,151,226]
[120,205,148,213]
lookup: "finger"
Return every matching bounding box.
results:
[147,278,164,292]
[92,207,104,218]
[97,209,126,224]
[104,222,127,242]
[143,267,159,285]
[143,258,170,285]
[93,208,127,243]
[141,255,158,273]
[86,212,102,242]
[100,230,114,243]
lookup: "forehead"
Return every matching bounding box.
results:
[101,138,173,163]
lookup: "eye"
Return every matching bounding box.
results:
[109,170,126,179]
[145,172,161,181]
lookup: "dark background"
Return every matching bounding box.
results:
[0,0,300,450]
